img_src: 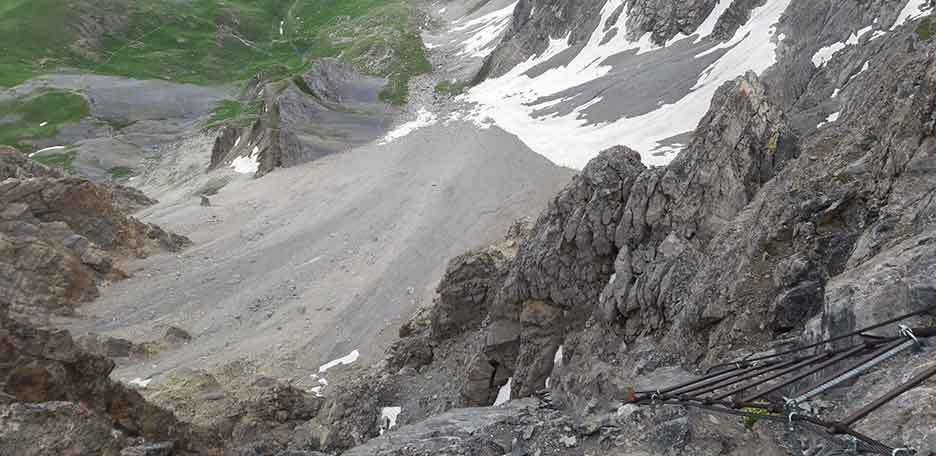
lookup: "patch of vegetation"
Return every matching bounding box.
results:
[435,80,468,97]
[916,17,935,41]
[741,407,771,430]
[298,1,431,105]
[0,0,432,104]
[0,90,90,151]
[109,166,134,180]
[33,149,78,173]
[205,99,263,129]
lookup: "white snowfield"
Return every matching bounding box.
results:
[465,0,793,169]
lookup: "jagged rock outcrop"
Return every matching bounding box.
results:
[0,299,216,455]
[432,3,936,454]
[461,71,796,404]
[476,0,762,81]
[0,146,189,321]
[209,59,388,177]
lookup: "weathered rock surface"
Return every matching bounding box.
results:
[0,146,189,321]
[476,0,761,81]
[0,297,215,455]
[209,59,389,177]
[376,2,936,455]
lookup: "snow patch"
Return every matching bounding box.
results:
[318,349,360,373]
[554,345,564,367]
[466,0,792,169]
[848,61,870,82]
[129,377,152,388]
[310,386,324,397]
[817,111,841,128]
[234,136,241,147]
[39,121,48,127]
[846,26,874,45]
[380,109,438,144]
[892,0,933,30]
[379,407,402,435]
[231,145,260,174]
[831,88,840,98]
[811,41,847,67]
[494,378,512,406]
[30,145,66,157]
[279,20,285,36]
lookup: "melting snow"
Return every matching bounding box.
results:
[466,0,792,169]
[494,377,512,406]
[318,349,360,373]
[279,20,285,36]
[379,407,403,435]
[310,386,324,397]
[39,121,48,127]
[831,88,841,98]
[234,136,241,147]
[380,109,438,144]
[892,0,933,30]
[231,145,260,174]
[129,377,152,388]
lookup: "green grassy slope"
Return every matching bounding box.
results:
[0,0,430,103]
[0,90,90,152]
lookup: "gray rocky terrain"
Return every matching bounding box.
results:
[3,0,936,455]
[5,74,232,181]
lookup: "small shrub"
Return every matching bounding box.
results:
[435,80,468,97]
[742,406,771,429]
[917,17,935,41]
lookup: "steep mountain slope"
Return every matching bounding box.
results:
[314,1,936,454]
[3,0,936,455]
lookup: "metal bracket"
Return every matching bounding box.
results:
[891,448,916,456]
[899,325,920,347]
[843,435,859,454]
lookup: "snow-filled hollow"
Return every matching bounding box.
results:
[464,0,793,169]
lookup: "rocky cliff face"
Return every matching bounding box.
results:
[476,0,761,81]
[209,59,389,177]
[350,1,936,454]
